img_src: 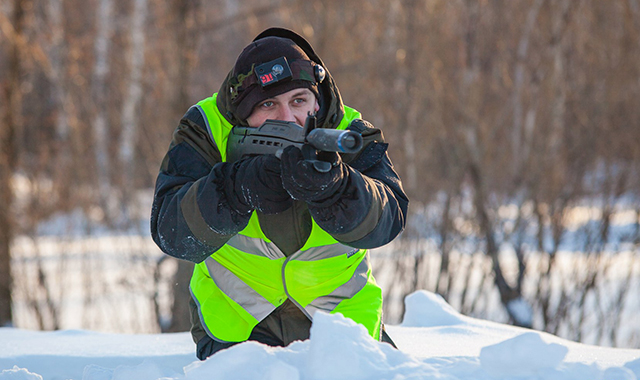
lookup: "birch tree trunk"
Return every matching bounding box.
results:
[91,0,114,217]
[46,0,74,213]
[549,0,570,156]
[47,0,68,140]
[398,0,419,193]
[511,0,543,176]
[119,0,148,215]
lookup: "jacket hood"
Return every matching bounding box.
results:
[216,27,345,129]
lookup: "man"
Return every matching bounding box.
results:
[150,27,408,359]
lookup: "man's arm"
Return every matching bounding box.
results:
[281,119,409,249]
[311,151,408,249]
[150,107,251,263]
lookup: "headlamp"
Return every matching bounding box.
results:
[229,57,325,101]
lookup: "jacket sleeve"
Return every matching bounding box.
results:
[308,120,409,249]
[150,107,251,263]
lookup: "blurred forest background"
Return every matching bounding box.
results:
[1,0,640,348]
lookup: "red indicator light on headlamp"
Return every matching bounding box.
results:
[259,73,275,85]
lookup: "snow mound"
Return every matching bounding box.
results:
[83,360,180,380]
[186,312,439,380]
[2,291,640,380]
[480,332,568,377]
[0,366,42,380]
[628,358,640,377]
[401,290,465,327]
[181,310,637,380]
[183,341,301,380]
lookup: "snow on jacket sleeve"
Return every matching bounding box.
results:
[150,107,251,263]
[308,120,409,249]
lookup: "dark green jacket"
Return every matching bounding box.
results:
[149,29,408,345]
[151,29,408,263]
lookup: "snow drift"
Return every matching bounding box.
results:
[1,290,640,380]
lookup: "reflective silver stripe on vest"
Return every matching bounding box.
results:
[192,104,217,150]
[226,234,356,261]
[305,254,371,316]
[226,234,286,260]
[205,257,276,322]
[293,243,360,262]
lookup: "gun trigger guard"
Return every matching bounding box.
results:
[310,160,332,173]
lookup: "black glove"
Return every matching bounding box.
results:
[218,154,292,214]
[280,145,349,207]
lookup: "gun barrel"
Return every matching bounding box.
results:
[306,129,363,154]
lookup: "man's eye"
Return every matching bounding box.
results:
[293,98,306,104]
[261,101,274,108]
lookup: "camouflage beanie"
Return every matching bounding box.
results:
[228,36,322,121]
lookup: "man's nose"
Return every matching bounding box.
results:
[278,105,296,123]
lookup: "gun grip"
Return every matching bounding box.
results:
[301,144,331,172]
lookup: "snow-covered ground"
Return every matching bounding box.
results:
[2,291,639,380]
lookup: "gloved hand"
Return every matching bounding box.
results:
[279,145,349,207]
[219,154,292,214]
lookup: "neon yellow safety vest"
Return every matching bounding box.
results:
[189,93,384,343]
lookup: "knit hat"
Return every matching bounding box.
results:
[228,36,322,121]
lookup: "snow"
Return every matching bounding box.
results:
[2,291,640,380]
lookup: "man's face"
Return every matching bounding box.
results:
[246,88,319,128]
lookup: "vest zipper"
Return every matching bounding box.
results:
[282,202,313,320]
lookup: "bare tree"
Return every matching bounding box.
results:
[0,0,28,327]
[0,0,61,327]
[4,0,640,348]
[119,0,148,215]
[91,0,114,219]
[162,0,200,333]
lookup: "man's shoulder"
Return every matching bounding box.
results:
[182,105,206,126]
[342,105,362,121]
[182,94,233,132]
